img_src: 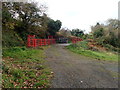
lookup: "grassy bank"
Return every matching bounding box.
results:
[2,47,52,88]
[66,42,118,62]
[2,30,24,48]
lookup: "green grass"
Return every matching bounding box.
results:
[2,46,52,88]
[66,44,118,62]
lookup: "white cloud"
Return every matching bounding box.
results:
[35,0,119,33]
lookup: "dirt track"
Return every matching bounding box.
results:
[45,44,118,88]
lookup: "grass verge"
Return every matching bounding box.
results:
[66,44,118,62]
[2,47,52,88]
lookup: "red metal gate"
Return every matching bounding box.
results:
[27,35,56,48]
[27,35,83,47]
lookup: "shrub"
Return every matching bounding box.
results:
[69,41,89,50]
[76,41,89,49]
[93,28,104,38]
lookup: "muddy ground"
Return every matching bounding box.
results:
[45,44,118,88]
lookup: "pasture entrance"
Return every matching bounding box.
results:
[56,37,68,43]
[27,35,83,48]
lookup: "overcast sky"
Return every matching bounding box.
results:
[34,0,119,33]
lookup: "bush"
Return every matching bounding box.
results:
[93,28,104,38]
[103,44,120,53]
[2,30,24,47]
[69,41,89,50]
[77,41,89,49]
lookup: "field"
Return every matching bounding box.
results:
[66,41,118,62]
[2,47,52,88]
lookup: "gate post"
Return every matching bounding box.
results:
[33,39,37,48]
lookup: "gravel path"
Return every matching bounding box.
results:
[45,44,118,88]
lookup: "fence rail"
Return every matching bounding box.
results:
[27,35,83,47]
[27,35,56,48]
